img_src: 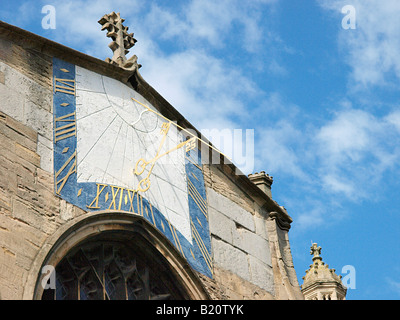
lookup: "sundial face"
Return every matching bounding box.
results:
[52,58,212,278]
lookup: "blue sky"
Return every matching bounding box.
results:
[1,0,400,299]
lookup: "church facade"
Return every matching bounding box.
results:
[0,16,304,300]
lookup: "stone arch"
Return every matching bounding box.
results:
[23,211,209,300]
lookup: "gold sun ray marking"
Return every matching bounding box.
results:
[191,219,212,273]
[191,172,199,181]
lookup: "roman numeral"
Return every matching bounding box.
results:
[108,186,124,210]
[87,184,138,213]
[55,112,76,143]
[87,183,107,209]
[55,151,77,195]
[54,77,75,95]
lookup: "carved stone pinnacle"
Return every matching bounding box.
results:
[310,243,322,261]
[98,12,141,71]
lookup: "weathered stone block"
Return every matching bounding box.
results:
[232,226,272,266]
[0,116,36,152]
[211,237,251,283]
[37,134,53,173]
[0,84,25,123]
[24,100,53,140]
[204,165,255,214]
[254,215,269,240]
[59,199,74,221]
[36,167,54,191]
[207,187,255,232]
[11,198,56,234]
[248,255,274,294]
[15,143,41,168]
[0,154,18,194]
[0,109,37,142]
[208,206,235,243]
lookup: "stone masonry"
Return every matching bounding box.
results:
[0,21,303,300]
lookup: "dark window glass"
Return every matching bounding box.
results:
[42,241,180,300]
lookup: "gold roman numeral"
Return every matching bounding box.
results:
[55,112,76,143]
[54,77,75,95]
[55,151,77,195]
[126,188,136,213]
[87,184,138,213]
[87,183,107,209]
[108,186,124,210]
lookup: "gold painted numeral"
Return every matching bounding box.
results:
[108,186,124,210]
[160,122,171,135]
[185,137,197,152]
[55,112,76,143]
[55,151,77,195]
[87,184,107,209]
[54,77,75,95]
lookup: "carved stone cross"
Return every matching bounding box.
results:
[310,243,322,261]
[98,12,141,71]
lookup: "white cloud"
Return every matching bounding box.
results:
[386,111,400,133]
[31,0,270,131]
[137,48,259,129]
[296,206,326,230]
[321,174,355,197]
[316,109,378,163]
[386,277,400,296]
[319,0,400,87]
[32,0,145,59]
[256,120,307,179]
[314,108,400,199]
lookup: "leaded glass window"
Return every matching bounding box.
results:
[42,241,183,300]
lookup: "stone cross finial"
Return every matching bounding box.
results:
[98,12,141,71]
[310,243,322,261]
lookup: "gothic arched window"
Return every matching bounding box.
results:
[42,241,181,300]
[34,213,209,301]
[42,235,192,300]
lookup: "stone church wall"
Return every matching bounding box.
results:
[0,26,302,300]
[0,38,56,299]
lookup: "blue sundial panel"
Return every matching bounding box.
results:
[52,57,213,278]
